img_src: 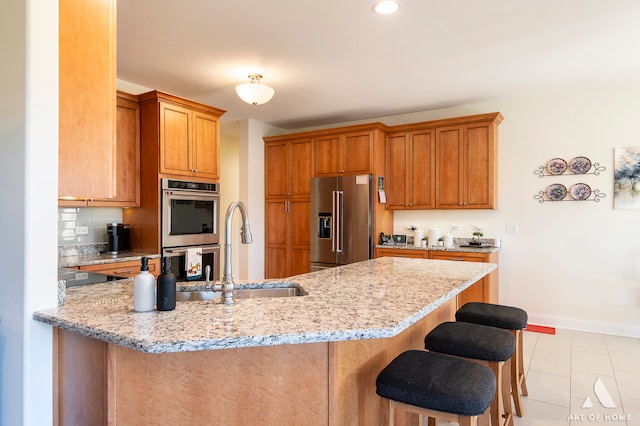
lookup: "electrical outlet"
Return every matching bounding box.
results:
[505,224,519,234]
[76,226,89,235]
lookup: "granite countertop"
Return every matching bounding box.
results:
[59,252,161,268]
[34,257,496,354]
[375,244,500,254]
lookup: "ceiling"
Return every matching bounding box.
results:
[117,0,640,131]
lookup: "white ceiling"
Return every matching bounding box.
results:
[117,0,640,130]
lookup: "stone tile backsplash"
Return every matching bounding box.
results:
[58,207,122,246]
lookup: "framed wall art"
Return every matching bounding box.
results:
[614,146,640,209]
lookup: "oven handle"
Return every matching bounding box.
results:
[163,247,219,255]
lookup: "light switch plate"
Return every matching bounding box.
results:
[76,226,89,235]
[505,224,519,234]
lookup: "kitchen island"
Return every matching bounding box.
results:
[35,257,496,426]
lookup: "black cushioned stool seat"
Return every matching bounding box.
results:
[376,350,495,426]
[456,302,529,417]
[425,321,516,426]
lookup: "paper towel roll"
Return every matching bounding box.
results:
[427,227,442,247]
[414,230,424,247]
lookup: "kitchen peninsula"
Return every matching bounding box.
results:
[35,257,496,426]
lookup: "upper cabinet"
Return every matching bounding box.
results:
[313,125,387,176]
[58,0,117,201]
[265,138,314,199]
[435,117,501,209]
[88,92,141,207]
[138,91,226,180]
[384,113,502,210]
[385,129,436,209]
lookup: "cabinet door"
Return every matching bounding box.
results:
[192,111,220,178]
[58,0,116,200]
[435,125,464,209]
[265,201,289,278]
[385,133,409,209]
[289,200,311,276]
[289,139,313,197]
[410,130,436,209]
[265,142,289,198]
[314,135,342,176]
[342,131,371,174]
[159,102,192,176]
[464,123,496,209]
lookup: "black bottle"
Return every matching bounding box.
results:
[156,257,176,311]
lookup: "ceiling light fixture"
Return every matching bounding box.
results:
[372,0,401,15]
[235,73,275,105]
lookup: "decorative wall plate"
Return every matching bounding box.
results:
[570,183,592,200]
[547,158,568,175]
[569,156,592,174]
[547,183,567,201]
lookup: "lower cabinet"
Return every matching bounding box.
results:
[265,200,310,278]
[375,247,498,306]
[78,258,160,278]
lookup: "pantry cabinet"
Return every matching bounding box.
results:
[265,138,313,198]
[138,91,226,180]
[265,200,310,278]
[435,120,499,209]
[58,0,116,202]
[385,129,436,209]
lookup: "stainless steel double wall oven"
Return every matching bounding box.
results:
[161,178,220,281]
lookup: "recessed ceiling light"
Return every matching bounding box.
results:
[372,0,401,15]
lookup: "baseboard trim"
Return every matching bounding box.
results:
[527,314,640,338]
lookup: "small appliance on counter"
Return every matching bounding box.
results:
[107,223,130,254]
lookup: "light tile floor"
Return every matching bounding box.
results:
[514,329,639,426]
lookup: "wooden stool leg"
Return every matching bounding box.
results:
[510,329,527,417]
[389,399,395,426]
[502,359,514,426]
[488,361,503,426]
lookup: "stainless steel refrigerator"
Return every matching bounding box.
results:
[310,174,374,271]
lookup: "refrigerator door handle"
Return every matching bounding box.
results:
[333,191,344,253]
[331,191,337,252]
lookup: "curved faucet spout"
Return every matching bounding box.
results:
[221,201,253,304]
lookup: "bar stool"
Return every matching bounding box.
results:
[456,302,529,417]
[424,321,515,426]
[376,350,495,426]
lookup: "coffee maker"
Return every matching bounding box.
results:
[107,223,130,254]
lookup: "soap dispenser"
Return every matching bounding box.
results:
[156,257,176,311]
[134,257,155,312]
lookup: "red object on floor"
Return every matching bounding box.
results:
[525,324,556,334]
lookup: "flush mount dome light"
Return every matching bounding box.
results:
[372,0,401,15]
[235,73,275,105]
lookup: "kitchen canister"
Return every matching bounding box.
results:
[427,226,442,248]
[443,234,454,248]
[413,229,424,247]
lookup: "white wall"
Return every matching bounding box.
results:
[0,0,58,424]
[220,122,240,280]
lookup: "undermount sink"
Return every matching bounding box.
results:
[176,286,305,302]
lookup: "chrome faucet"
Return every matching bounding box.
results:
[221,201,253,304]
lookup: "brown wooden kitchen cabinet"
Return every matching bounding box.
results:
[435,117,501,209]
[265,200,310,278]
[58,0,116,202]
[314,125,387,176]
[374,247,427,259]
[385,128,436,209]
[428,251,499,307]
[265,138,313,198]
[138,91,226,180]
[79,258,161,278]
